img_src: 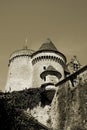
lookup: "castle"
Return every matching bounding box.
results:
[5,39,69,92]
[3,39,87,129]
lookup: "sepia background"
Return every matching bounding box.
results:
[0,0,87,91]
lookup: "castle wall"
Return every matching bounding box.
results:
[50,70,87,130]
[5,56,32,91]
[46,75,59,84]
[32,52,65,88]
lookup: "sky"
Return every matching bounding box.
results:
[0,0,87,91]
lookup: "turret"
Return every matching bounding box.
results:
[40,65,61,83]
[5,48,34,92]
[31,39,68,88]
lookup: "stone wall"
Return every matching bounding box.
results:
[50,81,87,130]
[5,56,32,91]
[32,52,65,88]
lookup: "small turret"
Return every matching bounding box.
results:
[40,65,62,83]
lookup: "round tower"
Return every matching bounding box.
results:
[5,48,34,92]
[31,39,68,88]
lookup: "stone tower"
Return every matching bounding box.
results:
[5,48,34,92]
[32,39,68,88]
[5,39,68,92]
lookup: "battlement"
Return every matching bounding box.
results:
[32,50,66,63]
[32,55,65,68]
[8,49,34,66]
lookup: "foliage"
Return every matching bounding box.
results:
[0,88,48,130]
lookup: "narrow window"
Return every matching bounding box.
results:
[44,77,46,81]
[43,66,46,70]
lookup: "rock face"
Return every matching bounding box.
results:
[0,76,87,130]
[51,82,87,130]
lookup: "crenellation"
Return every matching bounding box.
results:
[32,55,65,67]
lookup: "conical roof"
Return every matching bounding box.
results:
[40,65,62,79]
[39,39,58,51]
[32,39,67,63]
[46,65,57,71]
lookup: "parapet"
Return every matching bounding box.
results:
[32,55,65,68]
[8,49,35,66]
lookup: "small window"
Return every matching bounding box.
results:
[43,66,46,70]
[44,77,46,81]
